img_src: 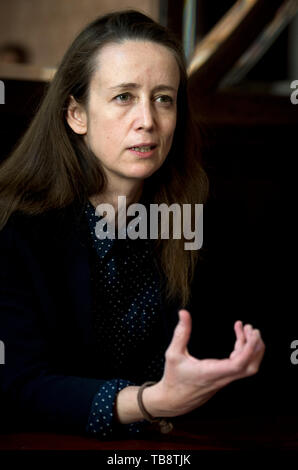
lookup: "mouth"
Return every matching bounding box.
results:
[127,143,158,158]
[128,144,157,153]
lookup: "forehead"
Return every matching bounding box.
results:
[91,40,180,90]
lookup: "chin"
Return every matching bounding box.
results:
[128,162,163,180]
[129,171,158,181]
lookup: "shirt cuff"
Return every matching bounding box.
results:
[86,378,146,438]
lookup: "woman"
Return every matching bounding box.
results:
[0,10,265,438]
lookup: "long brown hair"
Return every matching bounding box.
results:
[0,10,209,307]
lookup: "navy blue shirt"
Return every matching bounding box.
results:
[84,200,167,438]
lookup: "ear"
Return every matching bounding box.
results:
[66,95,87,135]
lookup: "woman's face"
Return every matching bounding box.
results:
[67,40,180,189]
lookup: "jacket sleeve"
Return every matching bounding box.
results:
[86,379,146,438]
[0,217,137,436]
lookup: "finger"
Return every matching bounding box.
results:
[244,326,265,356]
[167,309,192,355]
[243,323,254,339]
[252,330,265,358]
[233,320,246,349]
[253,338,266,362]
[234,321,245,343]
[229,321,246,359]
[200,330,266,383]
[245,339,266,376]
[229,329,258,367]
[231,329,264,374]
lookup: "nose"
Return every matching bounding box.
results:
[134,99,155,131]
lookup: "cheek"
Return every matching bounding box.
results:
[163,116,177,145]
[89,115,115,150]
[163,111,177,133]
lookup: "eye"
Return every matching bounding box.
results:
[155,95,174,105]
[114,92,132,103]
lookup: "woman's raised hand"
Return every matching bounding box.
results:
[144,309,265,418]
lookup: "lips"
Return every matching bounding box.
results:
[127,143,157,157]
[128,142,157,149]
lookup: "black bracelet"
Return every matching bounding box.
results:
[137,381,173,434]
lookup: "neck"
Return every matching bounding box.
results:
[89,180,144,223]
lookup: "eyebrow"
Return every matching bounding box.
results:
[108,82,177,93]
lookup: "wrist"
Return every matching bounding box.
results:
[141,381,170,418]
[115,385,143,424]
[139,381,174,434]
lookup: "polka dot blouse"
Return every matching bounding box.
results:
[84,200,167,438]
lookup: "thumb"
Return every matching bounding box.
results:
[168,309,192,355]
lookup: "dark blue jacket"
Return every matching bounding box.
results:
[0,202,181,434]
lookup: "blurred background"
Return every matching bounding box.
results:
[0,0,298,443]
[0,0,159,66]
